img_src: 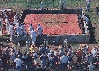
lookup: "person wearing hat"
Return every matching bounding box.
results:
[14,55,23,71]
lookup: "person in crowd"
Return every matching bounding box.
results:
[88,52,94,64]
[5,15,9,34]
[59,47,64,57]
[86,0,91,11]
[68,50,74,67]
[21,29,27,37]
[49,53,55,66]
[98,11,99,21]
[40,1,44,10]
[0,47,3,58]
[39,44,45,55]
[53,52,59,65]
[76,49,83,65]
[17,49,23,59]
[0,16,3,31]
[16,24,22,36]
[10,49,16,62]
[82,13,89,26]
[1,52,8,71]
[60,53,68,68]
[82,45,89,53]
[91,46,97,57]
[84,15,89,26]
[20,22,25,31]
[9,23,14,42]
[25,53,32,67]
[96,47,99,61]
[25,33,31,47]
[95,48,99,69]
[33,51,38,63]
[20,24,27,38]
[30,44,39,53]
[59,0,66,9]
[14,55,23,71]
[40,52,48,68]
[14,12,18,24]
[37,24,43,36]
[0,59,3,71]
[30,29,37,45]
[67,45,72,51]
[88,62,95,71]
[29,24,34,32]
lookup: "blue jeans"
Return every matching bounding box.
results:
[16,66,21,71]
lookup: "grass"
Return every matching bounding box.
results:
[0,0,99,43]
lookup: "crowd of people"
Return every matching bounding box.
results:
[0,0,98,71]
[1,9,43,46]
[0,44,99,71]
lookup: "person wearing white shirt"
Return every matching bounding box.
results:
[30,29,36,45]
[14,55,23,71]
[37,24,43,36]
[83,15,89,26]
[60,53,68,68]
[14,13,18,24]
[9,24,14,41]
[5,17,9,33]
[91,47,97,57]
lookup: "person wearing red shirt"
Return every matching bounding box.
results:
[76,49,83,64]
